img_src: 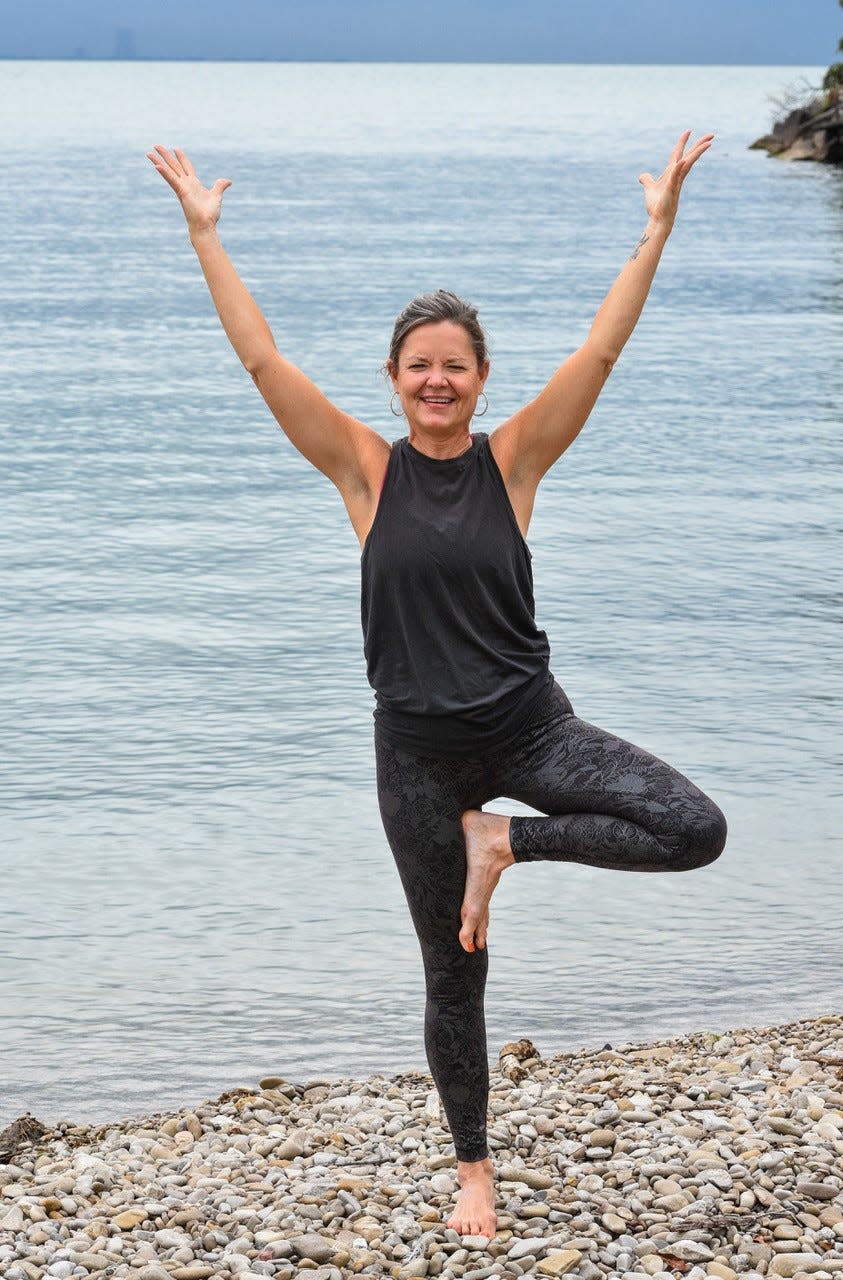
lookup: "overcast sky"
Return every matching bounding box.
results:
[0,0,839,64]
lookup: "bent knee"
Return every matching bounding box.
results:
[668,802,728,872]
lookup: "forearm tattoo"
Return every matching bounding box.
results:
[629,233,650,260]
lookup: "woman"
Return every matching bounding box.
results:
[148,131,726,1238]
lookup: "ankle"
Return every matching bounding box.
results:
[457,1155,493,1180]
[472,811,512,862]
[494,816,514,865]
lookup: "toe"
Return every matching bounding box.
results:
[458,914,477,952]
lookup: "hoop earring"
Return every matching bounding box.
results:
[474,391,489,418]
[390,392,405,417]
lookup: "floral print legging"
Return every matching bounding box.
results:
[374,678,728,1163]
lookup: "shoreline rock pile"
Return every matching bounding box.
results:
[750,98,843,163]
[1,1012,841,1280]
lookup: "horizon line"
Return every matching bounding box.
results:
[0,54,830,68]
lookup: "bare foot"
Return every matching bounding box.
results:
[459,810,515,953]
[446,1155,497,1236]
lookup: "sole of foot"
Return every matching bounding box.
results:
[459,809,512,953]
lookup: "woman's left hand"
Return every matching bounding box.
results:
[639,130,714,230]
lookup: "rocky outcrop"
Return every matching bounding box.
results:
[751,96,843,163]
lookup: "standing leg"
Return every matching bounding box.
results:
[459,681,727,949]
[374,734,497,1235]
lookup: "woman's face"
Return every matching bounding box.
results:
[389,321,489,436]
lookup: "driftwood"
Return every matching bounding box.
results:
[0,1113,49,1163]
[498,1037,543,1082]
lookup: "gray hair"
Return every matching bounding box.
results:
[387,290,488,370]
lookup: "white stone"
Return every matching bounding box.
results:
[508,1236,546,1259]
[424,1091,441,1122]
[0,1205,25,1231]
[668,1241,716,1263]
[154,1228,191,1248]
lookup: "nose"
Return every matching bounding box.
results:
[426,367,449,386]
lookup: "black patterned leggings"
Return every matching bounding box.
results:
[374,678,727,1163]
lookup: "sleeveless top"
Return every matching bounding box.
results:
[360,432,552,756]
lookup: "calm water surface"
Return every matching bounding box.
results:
[1,62,841,1127]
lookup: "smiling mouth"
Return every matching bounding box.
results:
[420,397,454,405]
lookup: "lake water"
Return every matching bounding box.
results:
[1,61,841,1129]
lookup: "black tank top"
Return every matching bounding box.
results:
[360,432,552,756]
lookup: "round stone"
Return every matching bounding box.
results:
[587,1128,616,1147]
[288,1233,336,1263]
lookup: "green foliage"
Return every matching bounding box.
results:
[830,3,843,84]
[823,62,843,90]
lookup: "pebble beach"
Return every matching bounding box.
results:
[1,1013,841,1280]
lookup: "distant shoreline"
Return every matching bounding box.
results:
[0,56,830,66]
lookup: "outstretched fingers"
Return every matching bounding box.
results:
[173,148,196,178]
[150,144,184,174]
[652,131,714,191]
[146,145,232,234]
[146,144,187,192]
[678,132,715,174]
[670,129,693,163]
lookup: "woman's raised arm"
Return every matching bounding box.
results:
[491,131,714,504]
[146,146,388,509]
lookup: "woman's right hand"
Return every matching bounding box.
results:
[146,145,231,235]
